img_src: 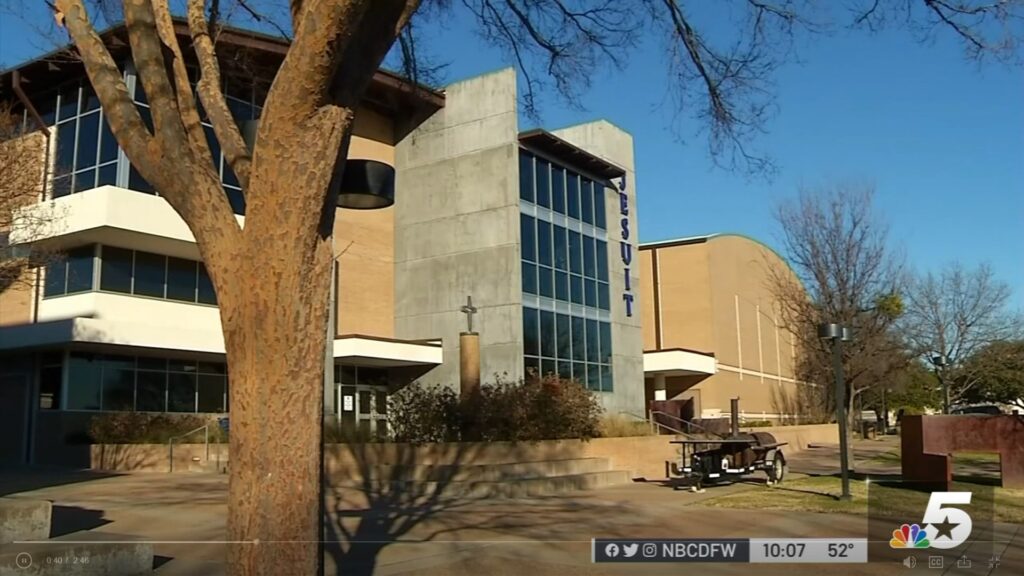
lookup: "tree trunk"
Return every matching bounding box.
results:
[218,207,334,576]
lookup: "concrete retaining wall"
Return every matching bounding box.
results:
[0,498,51,544]
[88,424,837,479]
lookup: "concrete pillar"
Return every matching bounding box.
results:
[653,374,667,402]
[460,332,481,401]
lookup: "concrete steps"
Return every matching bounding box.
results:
[352,457,613,483]
[332,457,632,498]
[0,532,153,575]
[413,469,633,499]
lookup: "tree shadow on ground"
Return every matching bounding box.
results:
[321,440,638,576]
[49,504,112,537]
[0,466,123,497]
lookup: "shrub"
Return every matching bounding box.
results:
[599,414,655,437]
[387,374,604,443]
[88,412,219,444]
[387,383,461,443]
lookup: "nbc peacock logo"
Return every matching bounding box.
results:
[890,523,931,549]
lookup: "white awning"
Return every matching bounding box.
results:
[0,320,443,369]
[332,335,443,367]
[643,349,717,376]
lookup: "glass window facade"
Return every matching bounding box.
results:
[43,69,262,215]
[44,245,95,297]
[62,352,228,413]
[45,245,217,305]
[519,149,613,392]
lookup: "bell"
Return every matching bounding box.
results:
[333,159,395,210]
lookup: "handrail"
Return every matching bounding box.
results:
[168,423,210,473]
[617,411,691,438]
[648,410,727,439]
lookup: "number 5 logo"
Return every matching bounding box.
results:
[922,492,973,549]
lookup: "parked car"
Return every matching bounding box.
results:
[951,405,1002,415]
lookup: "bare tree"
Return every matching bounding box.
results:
[0,103,54,293]
[768,184,909,429]
[0,1,1010,573]
[902,262,1021,410]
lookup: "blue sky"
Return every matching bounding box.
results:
[2,4,1021,307]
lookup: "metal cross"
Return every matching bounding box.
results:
[460,295,478,333]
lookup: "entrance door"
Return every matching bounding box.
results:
[0,374,30,464]
[339,385,388,439]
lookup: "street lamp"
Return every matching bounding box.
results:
[931,354,949,415]
[818,322,852,501]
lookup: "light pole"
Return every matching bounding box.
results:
[931,354,949,414]
[818,322,852,501]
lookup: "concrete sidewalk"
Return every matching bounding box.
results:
[5,468,1019,575]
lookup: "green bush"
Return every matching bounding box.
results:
[599,414,655,437]
[88,412,222,444]
[387,383,462,443]
[387,374,603,443]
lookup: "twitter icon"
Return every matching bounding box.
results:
[623,543,639,558]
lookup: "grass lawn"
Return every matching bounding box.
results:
[698,476,1024,524]
[870,449,1000,468]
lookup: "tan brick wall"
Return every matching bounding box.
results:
[333,107,396,338]
[0,274,34,326]
[0,130,46,327]
[641,242,713,352]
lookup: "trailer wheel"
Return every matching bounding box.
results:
[767,452,786,484]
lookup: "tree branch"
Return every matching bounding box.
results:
[188,0,252,189]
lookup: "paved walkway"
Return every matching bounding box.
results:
[1,439,1020,575]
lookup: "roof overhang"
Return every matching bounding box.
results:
[1,20,444,132]
[518,129,626,181]
[643,349,717,377]
[333,334,442,368]
[0,320,443,369]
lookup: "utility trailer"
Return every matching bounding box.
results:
[665,398,786,491]
[670,432,787,491]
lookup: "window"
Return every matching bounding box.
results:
[522,261,537,295]
[133,251,166,297]
[167,372,197,413]
[39,354,63,410]
[580,178,594,225]
[166,257,198,302]
[536,219,552,267]
[66,353,102,410]
[522,307,613,392]
[100,246,133,293]
[198,374,226,413]
[593,183,607,229]
[553,226,568,271]
[568,231,582,275]
[535,158,550,208]
[198,265,217,305]
[596,240,609,281]
[551,166,566,214]
[566,173,581,219]
[95,246,216,306]
[583,236,596,278]
[101,355,136,411]
[538,265,554,298]
[44,246,95,297]
[540,310,556,358]
[136,370,167,412]
[49,81,118,198]
[556,314,571,360]
[520,214,536,263]
[523,307,539,357]
[519,152,534,202]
